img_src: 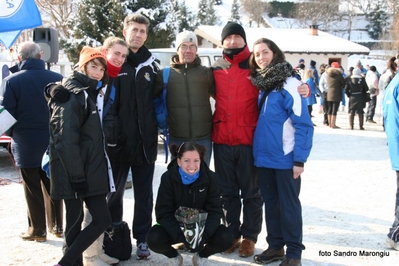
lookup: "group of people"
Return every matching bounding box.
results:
[299,57,384,130]
[1,16,317,266]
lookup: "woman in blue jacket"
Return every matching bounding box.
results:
[304,69,321,125]
[248,38,314,266]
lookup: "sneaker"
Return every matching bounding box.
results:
[367,119,377,123]
[136,242,151,260]
[254,248,285,264]
[222,238,241,254]
[238,238,255,257]
[192,252,207,266]
[168,253,183,266]
[279,257,302,266]
[20,232,46,242]
[386,237,399,251]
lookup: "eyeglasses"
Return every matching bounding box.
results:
[180,44,197,51]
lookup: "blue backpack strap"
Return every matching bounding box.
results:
[162,67,170,163]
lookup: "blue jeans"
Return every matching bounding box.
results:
[169,135,212,167]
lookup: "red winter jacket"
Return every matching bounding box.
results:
[212,46,259,146]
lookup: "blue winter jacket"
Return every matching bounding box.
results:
[253,77,314,169]
[383,73,399,171]
[0,59,62,168]
[305,77,318,106]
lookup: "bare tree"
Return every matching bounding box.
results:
[35,0,75,39]
[240,0,268,27]
[294,0,340,30]
[339,0,363,40]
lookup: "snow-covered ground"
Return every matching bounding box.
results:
[1,105,399,266]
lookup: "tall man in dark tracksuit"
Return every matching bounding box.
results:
[107,14,159,260]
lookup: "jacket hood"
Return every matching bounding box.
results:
[326,67,342,78]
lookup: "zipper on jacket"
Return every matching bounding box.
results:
[184,63,193,138]
[188,187,196,204]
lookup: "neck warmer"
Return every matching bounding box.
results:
[223,47,245,60]
[107,61,122,78]
[178,167,200,185]
[250,61,294,92]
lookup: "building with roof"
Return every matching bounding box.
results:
[194,25,370,71]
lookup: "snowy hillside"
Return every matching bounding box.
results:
[187,0,374,42]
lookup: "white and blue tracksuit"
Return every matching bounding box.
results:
[254,76,314,259]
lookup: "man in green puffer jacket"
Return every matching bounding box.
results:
[153,31,215,166]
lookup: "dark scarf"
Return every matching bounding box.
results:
[126,46,150,67]
[223,47,245,60]
[250,61,294,92]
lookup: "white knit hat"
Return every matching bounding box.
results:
[175,31,198,50]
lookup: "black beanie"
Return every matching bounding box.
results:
[221,22,247,44]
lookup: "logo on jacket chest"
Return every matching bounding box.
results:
[144,72,151,82]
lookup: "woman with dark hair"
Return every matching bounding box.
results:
[49,47,114,266]
[147,142,233,266]
[379,57,398,95]
[248,38,314,266]
[325,62,346,128]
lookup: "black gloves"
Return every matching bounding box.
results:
[71,180,88,195]
[48,84,70,103]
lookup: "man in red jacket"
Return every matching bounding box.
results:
[212,22,311,261]
[211,22,263,258]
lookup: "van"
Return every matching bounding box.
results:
[150,48,223,69]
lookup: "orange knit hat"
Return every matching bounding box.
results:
[78,46,106,67]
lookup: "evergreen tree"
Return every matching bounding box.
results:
[230,0,241,23]
[365,1,389,40]
[196,0,220,26]
[126,0,175,48]
[197,0,208,26]
[60,0,126,64]
[207,0,220,25]
[178,1,195,32]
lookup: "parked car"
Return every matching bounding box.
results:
[149,48,223,69]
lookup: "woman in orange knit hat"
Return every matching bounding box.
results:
[49,46,114,266]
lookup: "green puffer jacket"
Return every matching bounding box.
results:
[154,55,215,140]
[49,71,110,200]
